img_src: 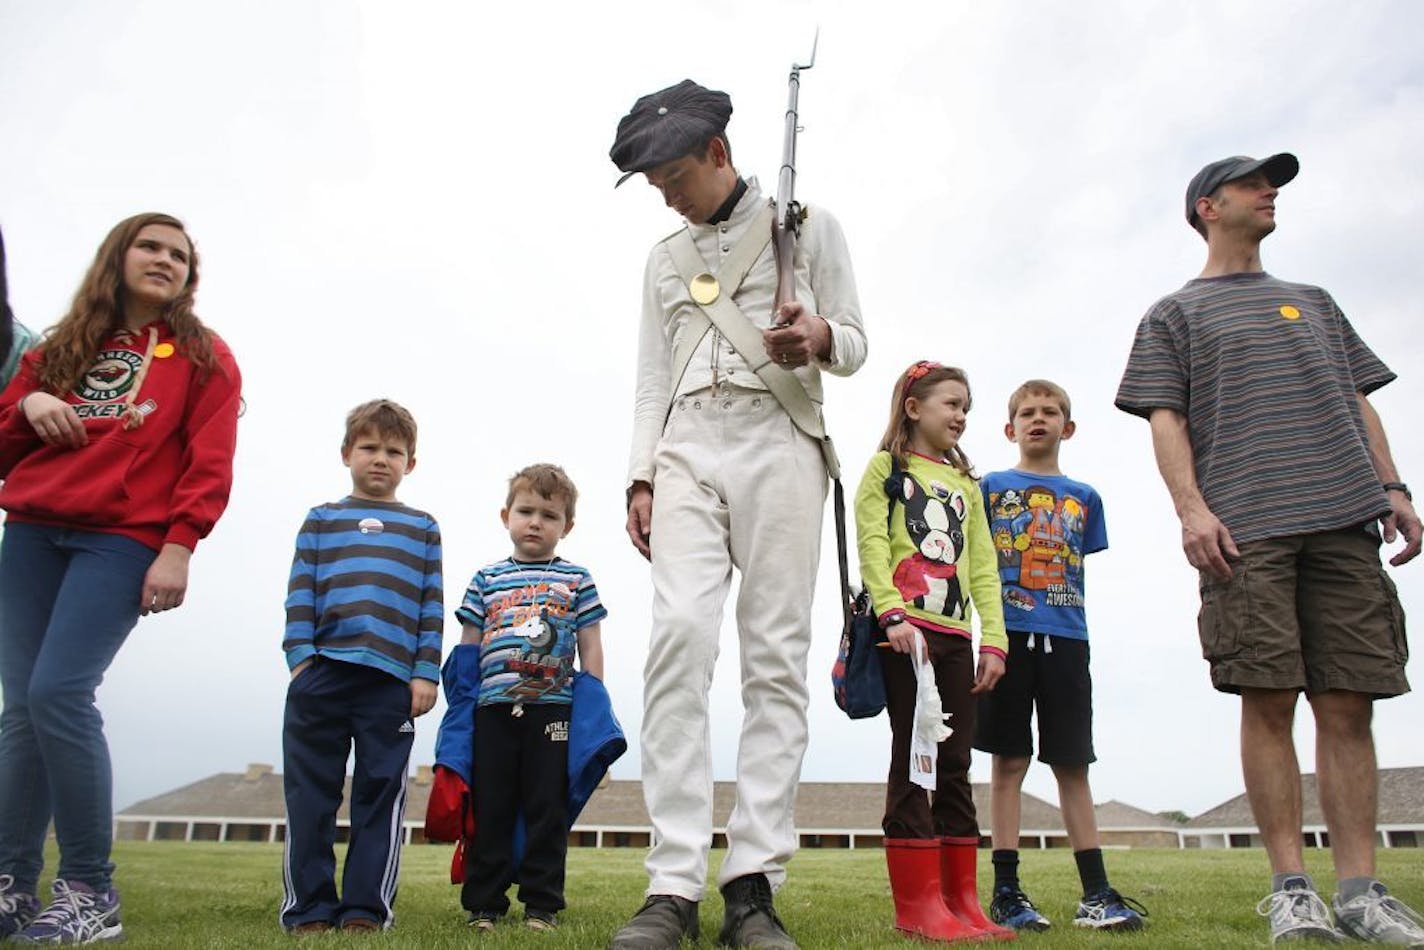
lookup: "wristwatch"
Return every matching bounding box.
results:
[1383,481,1411,501]
[880,610,907,629]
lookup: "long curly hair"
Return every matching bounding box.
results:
[36,212,217,394]
[877,360,976,477]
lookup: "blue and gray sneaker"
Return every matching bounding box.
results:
[990,885,1052,932]
[1074,887,1148,931]
[13,879,123,945]
[0,874,41,939]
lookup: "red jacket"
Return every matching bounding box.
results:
[0,322,241,551]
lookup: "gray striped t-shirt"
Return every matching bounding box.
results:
[1115,272,1394,545]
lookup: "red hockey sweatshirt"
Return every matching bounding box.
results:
[0,321,241,552]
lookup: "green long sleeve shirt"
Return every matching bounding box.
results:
[853,450,1007,656]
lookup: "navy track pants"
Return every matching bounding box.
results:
[280,658,414,930]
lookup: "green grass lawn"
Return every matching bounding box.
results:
[48,842,1423,948]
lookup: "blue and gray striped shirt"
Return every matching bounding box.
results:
[1116,272,1394,544]
[284,498,444,683]
[456,557,606,706]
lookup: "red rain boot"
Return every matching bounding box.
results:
[885,838,988,943]
[939,837,1016,941]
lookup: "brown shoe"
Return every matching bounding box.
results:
[609,895,699,949]
[525,908,559,932]
[290,921,333,935]
[340,917,381,933]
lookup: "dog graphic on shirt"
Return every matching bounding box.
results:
[891,474,968,619]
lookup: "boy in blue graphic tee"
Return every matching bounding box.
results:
[280,399,443,933]
[456,463,606,932]
[973,380,1146,933]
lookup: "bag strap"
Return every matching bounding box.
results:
[851,455,904,617]
[883,455,904,534]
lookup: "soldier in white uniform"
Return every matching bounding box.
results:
[607,80,867,950]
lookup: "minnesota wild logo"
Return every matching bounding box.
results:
[78,349,143,402]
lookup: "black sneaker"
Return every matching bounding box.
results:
[609,895,699,949]
[990,885,1052,932]
[719,874,796,949]
[1074,887,1148,932]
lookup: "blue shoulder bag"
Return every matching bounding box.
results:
[831,456,902,719]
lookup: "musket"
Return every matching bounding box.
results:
[772,30,818,323]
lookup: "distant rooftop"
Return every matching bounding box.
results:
[1187,767,1424,829]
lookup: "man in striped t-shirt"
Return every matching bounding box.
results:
[280,400,444,934]
[1116,154,1423,946]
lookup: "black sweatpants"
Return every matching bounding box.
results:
[461,702,570,915]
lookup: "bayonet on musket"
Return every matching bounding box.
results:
[772,30,818,323]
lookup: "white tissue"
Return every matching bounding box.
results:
[908,631,953,791]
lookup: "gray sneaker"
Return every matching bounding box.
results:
[1257,879,1342,944]
[13,879,123,945]
[0,875,41,939]
[1333,883,1424,946]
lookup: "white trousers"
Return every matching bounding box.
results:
[642,388,826,900]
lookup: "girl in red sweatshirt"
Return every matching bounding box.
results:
[0,213,241,944]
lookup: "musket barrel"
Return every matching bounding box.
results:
[776,67,802,232]
[773,40,814,315]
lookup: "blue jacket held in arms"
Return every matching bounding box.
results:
[424,643,627,881]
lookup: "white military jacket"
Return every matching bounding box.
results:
[627,177,867,487]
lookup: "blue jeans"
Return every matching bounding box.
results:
[0,523,156,894]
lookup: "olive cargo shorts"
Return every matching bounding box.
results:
[1197,525,1409,697]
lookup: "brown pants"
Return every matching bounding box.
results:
[881,630,978,839]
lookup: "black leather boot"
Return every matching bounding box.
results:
[718,874,797,949]
[608,895,699,949]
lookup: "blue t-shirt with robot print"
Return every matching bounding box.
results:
[981,470,1107,640]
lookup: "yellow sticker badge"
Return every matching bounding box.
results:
[1279,305,1301,321]
[153,342,176,358]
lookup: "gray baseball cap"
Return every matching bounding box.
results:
[1185,152,1299,227]
[609,80,732,187]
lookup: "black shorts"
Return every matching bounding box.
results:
[972,630,1094,766]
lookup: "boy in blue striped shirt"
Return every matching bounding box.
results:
[456,463,606,933]
[280,399,443,934]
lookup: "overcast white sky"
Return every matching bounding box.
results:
[2,0,1421,821]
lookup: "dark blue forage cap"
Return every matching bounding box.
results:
[609,80,732,187]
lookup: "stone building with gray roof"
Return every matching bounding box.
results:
[115,764,1423,851]
[115,764,1106,850]
[1090,800,1183,848]
[1182,767,1424,850]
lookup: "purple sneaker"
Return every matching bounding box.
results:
[0,874,41,938]
[14,879,123,944]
